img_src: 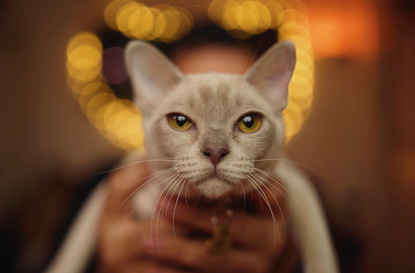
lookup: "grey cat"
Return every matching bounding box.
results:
[46,41,339,273]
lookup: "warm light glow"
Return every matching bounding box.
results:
[209,0,274,38]
[66,1,195,151]
[278,4,314,140]
[308,2,379,59]
[66,32,102,83]
[66,32,144,150]
[221,0,272,35]
[68,0,315,150]
[105,0,134,30]
[208,0,315,141]
[107,1,193,43]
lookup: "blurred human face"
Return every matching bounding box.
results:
[170,43,254,74]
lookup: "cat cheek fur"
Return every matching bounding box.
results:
[146,115,195,163]
[128,41,291,198]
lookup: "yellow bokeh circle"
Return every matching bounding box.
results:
[67,0,314,150]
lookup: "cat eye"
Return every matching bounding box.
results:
[238,114,262,133]
[167,113,193,131]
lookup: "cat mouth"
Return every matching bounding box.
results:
[195,175,233,198]
[206,173,232,184]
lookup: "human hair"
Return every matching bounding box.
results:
[156,23,278,60]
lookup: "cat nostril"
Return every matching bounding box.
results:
[202,147,229,166]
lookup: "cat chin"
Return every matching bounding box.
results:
[196,178,232,199]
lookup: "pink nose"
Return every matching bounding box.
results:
[202,146,229,166]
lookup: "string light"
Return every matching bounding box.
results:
[67,0,314,150]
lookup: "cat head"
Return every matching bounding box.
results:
[125,40,296,199]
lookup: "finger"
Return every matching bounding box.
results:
[271,234,301,273]
[159,198,286,251]
[98,219,145,266]
[229,212,287,252]
[98,218,174,268]
[236,185,288,250]
[142,233,270,273]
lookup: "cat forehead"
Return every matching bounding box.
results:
[179,74,242,106]
[162,73,268,115]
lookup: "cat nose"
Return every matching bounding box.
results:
[202,146,229,166]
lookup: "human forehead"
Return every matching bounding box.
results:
[171,43,254,74]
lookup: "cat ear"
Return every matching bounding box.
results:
[125,41,182,114]
[245,41,296,112]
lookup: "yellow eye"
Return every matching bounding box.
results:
[168,114,193,131]
[238,114,262,133]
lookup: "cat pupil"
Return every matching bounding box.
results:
[175,115,187,127]
[242,115,254,128]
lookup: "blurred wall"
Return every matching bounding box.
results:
[0,0,122,218]
[287,59,381,272]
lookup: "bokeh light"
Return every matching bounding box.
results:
[208,0,314,140]
[209,0,274,38]
[106,1,193,43]
[67,0,314,150]
[66,32,144,150]
[67,32,103,83]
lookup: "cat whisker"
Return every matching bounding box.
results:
[150,173,183,257]
[114,167,176,217]
[249,173,287,240]
[97,158,177,175]
[252,158,325,178]
[236,179,247,210]
[183,180,191,212]
[159,175,182,214]
[149,174,179,233]
[250,174,287,230]
[251,168,291,199]
[245,174,279,246]
[251,168,299,205]
[161,176,183,215]
[152,173,181,223]
[171,175,186,243]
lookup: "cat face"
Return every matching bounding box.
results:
[125,41,296,199]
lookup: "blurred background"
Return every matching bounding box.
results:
[1,0,414,272]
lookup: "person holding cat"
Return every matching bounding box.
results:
[96,26,302,273]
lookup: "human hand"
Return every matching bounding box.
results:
[97,159,213,273]
[97,159,299,273]
[151,188,300,273]
[97,160,173,273]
